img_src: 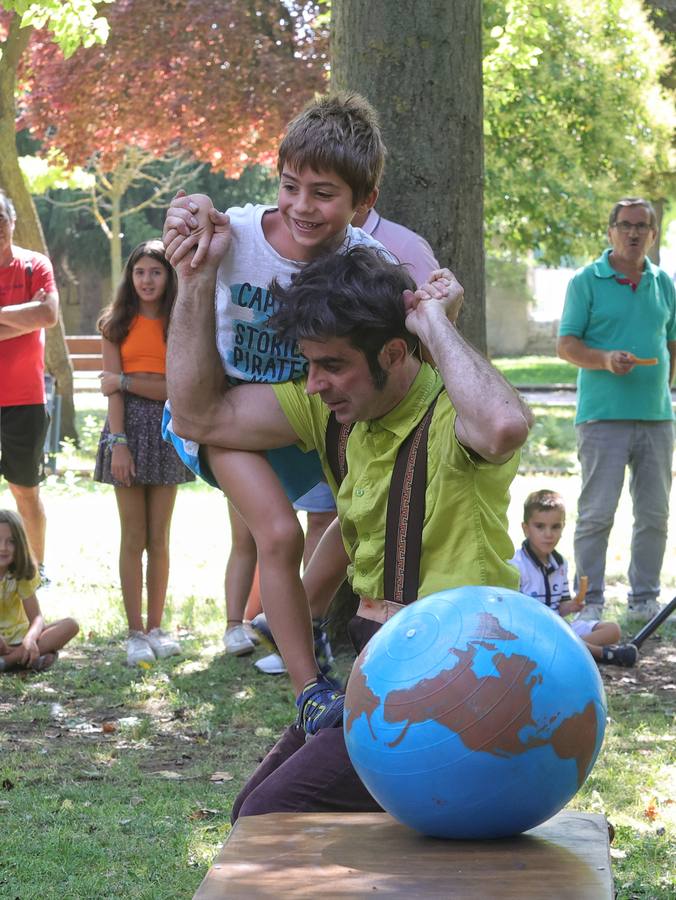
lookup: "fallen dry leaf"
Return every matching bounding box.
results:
[188,808,220,820]
[209,771,233,783]
[102,721,117,734]
[644,799,658,822]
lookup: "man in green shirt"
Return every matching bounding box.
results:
[166,219,533,817]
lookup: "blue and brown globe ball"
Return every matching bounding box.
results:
[344,586,607,839]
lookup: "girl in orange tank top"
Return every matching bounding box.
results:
[94,241,194,667]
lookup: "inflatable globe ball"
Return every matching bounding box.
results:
[344,586,607,839]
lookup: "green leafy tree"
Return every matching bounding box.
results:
[483,0,675,264]
[0,0,111,439]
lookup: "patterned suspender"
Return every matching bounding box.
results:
[324,387,442,605]
[324,412,353,485]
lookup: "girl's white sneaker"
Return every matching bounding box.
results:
[126,631,156,666]
[146,628,181,659]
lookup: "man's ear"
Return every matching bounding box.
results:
[378,337,409,370]
[521,522,529,538]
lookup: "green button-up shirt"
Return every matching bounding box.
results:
[273,363,520,601]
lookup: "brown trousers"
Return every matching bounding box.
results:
[231,616,382,822]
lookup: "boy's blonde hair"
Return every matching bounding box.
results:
[0,509,37,581]
[523,490,566,523]
[277,92,385,204]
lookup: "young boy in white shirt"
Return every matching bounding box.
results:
[511,489,638,667]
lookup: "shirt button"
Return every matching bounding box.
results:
[355,488,364,497]
[364,533,370,541]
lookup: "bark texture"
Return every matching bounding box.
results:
[331,0,486,351]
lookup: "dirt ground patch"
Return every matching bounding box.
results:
[601,635,675,701]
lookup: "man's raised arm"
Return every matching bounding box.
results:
[165,200,297,452]
[405,274,533,464]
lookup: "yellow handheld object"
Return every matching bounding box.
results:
[575,575,588,607]
[628,355,658,366]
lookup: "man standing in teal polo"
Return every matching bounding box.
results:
[558,197,676,623]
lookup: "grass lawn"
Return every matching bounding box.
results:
[0,383,673,897]
[493,355,578,385]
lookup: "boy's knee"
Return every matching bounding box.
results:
[255,513,304,558]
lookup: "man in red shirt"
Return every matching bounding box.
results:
[0,190,59,575]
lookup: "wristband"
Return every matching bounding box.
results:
[106,432,128,450]
[120,373,131,392]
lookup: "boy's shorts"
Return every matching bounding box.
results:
[571,618,599,639]
[293,481,336,514]
[161,402,324,502]
[0,404,49,487]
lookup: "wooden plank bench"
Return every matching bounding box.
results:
[193,809,613,899]
[66,335,102,371]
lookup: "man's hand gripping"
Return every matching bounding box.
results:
[403,268,464,343]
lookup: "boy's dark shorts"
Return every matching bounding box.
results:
[0,404,49,487]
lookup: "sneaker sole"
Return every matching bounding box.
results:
[254,654,287,675]
[224,643,256,657]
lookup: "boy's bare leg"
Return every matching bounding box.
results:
[303,511,336,569]
[206,446,317,694]
[225,501,257,625]
[583,621,622,659]
[305,517,351,622]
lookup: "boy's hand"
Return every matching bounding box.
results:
[571,575,588,611]
[163,191,231,271]
[0,635,9,655]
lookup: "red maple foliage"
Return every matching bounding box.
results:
[18,0,328,175]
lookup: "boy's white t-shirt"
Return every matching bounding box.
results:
[215,204,393,383]
[510,543,571,612]
[510,542,599,638]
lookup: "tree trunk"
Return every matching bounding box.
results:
[0,14,77,442]
[331,0,486,351]
[110,187,123,294]
[648,197,663,267]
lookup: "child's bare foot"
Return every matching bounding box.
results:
[30,652,58,673]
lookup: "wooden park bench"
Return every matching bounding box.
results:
[193,809,613,899]
[66,334,103,372]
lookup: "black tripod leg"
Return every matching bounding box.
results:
[630,597,676,649]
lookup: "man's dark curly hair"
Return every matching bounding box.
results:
[269,246,417,388]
